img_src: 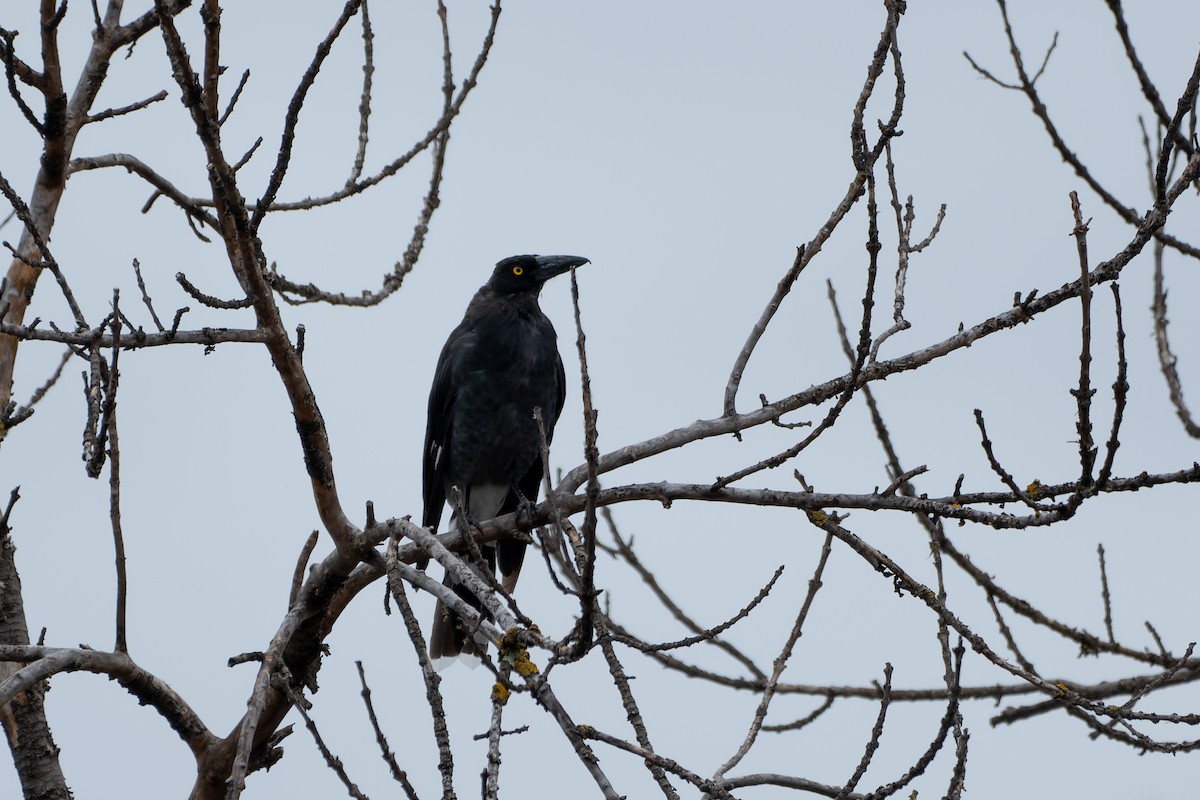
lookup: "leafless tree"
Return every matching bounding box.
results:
[1,1,1198,798]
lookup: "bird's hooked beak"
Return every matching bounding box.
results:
[532,255,590,282]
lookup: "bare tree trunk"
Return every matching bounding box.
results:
[0,533,71,800]
[0,6,195,797]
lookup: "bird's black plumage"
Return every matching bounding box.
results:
[423,253,589,664]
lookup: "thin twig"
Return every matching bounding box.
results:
[0,28,45,134]
[346,0,374,187]
[67,153,220,229]
[580,727,734,800]
[355,660,419,799]
[973,408,1044,511]
[2,346,71,432]
[565,266,600,661]
[0,169,88,329]
[762,696,836,733]
[176,272,254,309]
[108,405,127,653]
[85,89,167,123]
[715,163,883,488]
[1095,283,1129,486]
[1097,544,1115,645]
[613,565,784,654]
[595,610,680,799]
[837,664,893,799]
[963,0,1200,261]
[483,663,510,800]
[605,513,765,679]
[1105,0,1194,158]
[712,530,835,782]
[132,258,165,332]
[723,0,905,415]
[1146,621,1171,661]
[1069,191,1096,488]
[1151,237,1200,437]
[559,146,1200,499]
[288,531,319,609]
[219,68,250,126]
[253,0,366,230]
[281,678,370,800]
[865,644,966,800]
[385,536,456,798]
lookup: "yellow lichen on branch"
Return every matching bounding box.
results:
[497,627,540,677]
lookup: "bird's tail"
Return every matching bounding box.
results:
[428,534,527,670]
[429,572,487,669]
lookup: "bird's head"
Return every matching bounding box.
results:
[487,254,590,295]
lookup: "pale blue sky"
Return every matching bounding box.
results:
[2,2,1198,797]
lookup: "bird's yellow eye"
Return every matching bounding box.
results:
[512,266,524,276]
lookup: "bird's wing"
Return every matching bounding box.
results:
[512,348,566,502]
[498,349,568,592]
[422,324,475,530]
[551,350,567,433]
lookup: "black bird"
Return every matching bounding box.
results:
[423,253,589,665]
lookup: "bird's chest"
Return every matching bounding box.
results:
[448,317,561,478]
[461,317,557,395]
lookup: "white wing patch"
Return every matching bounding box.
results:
[468,482,508,521]
[436,481,509,669]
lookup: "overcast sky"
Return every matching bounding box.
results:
[2,1,1199,798]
